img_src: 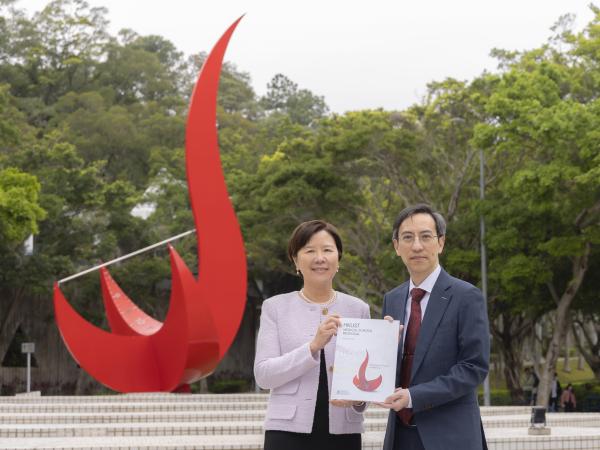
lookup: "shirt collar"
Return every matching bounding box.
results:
[409,265,441,294]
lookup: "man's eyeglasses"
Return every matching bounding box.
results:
[397,233,439,246]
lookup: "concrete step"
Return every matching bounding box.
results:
[0,410,265,424]
[2,413,600,438]
[0,393,531,416]
[1,393,598,450]
[481,406,531,416]
[482,413,600,428]
[485,426,600,449]
[1,408,597,425]
[2,429,600,450]
[0,401,269,413]
[0,408,389,424]
[0,393,269,404]
[0,433,268,450]
[0,421,267,438]
[0,400,531,416]
[0,402,532,418]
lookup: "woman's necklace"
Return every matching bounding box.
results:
[299,288,337,316]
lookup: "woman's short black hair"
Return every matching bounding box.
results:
[287,220,343,262]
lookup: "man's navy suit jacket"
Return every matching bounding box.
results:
[382,268,490,450]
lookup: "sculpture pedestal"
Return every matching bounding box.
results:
[528,426,551,435]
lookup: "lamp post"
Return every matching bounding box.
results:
[451,116,490,406]
[21,342,35,393]
[480,148,491,407]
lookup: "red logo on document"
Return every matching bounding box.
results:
[353,350,383,391]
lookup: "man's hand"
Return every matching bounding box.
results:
[383,316,403,342]
[330,399,365,408]
[378,388,410,411]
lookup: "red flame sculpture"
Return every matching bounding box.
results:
[53,17,247,393]
[353,350,383,392]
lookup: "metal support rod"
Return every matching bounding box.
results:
[480,148,491,407]
[57,229,196,285]
[26,353,31,393]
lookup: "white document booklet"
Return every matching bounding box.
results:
[331,318,400,402]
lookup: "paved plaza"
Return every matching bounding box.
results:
[1,393,599,449]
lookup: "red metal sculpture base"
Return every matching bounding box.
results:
[53,17,247,393]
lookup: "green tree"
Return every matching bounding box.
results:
[261,73,328,126]
[0,167,45,244]
[474,15,600,405]
[0,0,109,106]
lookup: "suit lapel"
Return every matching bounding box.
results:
[395,283,409,325]
[390,283,409,385]
[411,269,453,378]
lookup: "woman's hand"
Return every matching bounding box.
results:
[310,314,341,354]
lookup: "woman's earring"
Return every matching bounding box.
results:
[336,266,340,273]
[296,268,300,275]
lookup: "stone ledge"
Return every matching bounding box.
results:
[0,393,269,404]
[2,429,600,450]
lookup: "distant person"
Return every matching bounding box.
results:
[525,368,540,405]
[549,372,562,412]
[254,220,370,450]
[560,383,576,412]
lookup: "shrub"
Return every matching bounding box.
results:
[208,379,249,394]
[478,388,513,406]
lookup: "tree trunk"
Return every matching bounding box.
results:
[491,312,530,404]
[199,378,209,393]
[501,345,526,404]
[563,327,571,372]
[533,322,543,377]
[75,369,98,395]
[572,315,600,381]
[0,293,24,360]
[537,242,591,407]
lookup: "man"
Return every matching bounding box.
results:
[549,372,562,412]
[381,204,490,450]
[525,367,540,405]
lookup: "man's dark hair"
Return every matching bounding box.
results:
[392,204,447,240]
[287,220,343,262]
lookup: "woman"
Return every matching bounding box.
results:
[560,383,576,412]
[254,220,370,449]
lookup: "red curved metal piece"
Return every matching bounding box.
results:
[53,17,247,392]
[353,351,383,392]
[100,267,162,336]
[185,16,247,359]
[54,247,220,391]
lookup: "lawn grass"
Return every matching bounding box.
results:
[488,356,596,390]
[555,358,596,384]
